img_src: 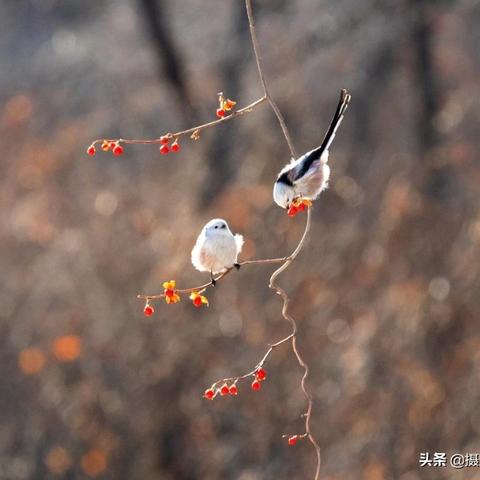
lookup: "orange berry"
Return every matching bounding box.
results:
[224,99,236,110]
[101,141,111,151]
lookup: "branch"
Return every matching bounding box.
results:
[92,1,323,476]
[137,256,289,301]
[88,96,267,151]
[269,207,321,479]
[245,1,320,475]
[245,0,297,159]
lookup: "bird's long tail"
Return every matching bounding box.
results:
[318,88,351,156]
[292,89,351,180]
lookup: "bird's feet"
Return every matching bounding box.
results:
[234,263,241,270]
[210,272,216,286]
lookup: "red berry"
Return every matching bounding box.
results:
[164,288,175,298]
[216,108,225,118]
[287,435,298,446]
[171,141,180,152]
[220,384,229,396]
[159,144,169,154]
[143,305,154,316]
[251,379,261,391]
[256,367,267,381]
[229,384,238,396]
[112,144,124,156]
[87,145,96,156]
[204,388,215,400]
[297,203,306,212]
[193,296,203,307]
[160,136,170,145]
[287,205,298,217]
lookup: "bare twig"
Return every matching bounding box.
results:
[245,0,297,159]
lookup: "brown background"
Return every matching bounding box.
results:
[1,0,480,479]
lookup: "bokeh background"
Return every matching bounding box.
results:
[1,0,480,479]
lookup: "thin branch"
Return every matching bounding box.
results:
[245,0,320,476]
[245,0,297,159]
[89,96,267,148]
[128,2,321,477]
[137,256,290,301]
[210,331,295,389]
[269,207,321,480]
[194,208,321,479]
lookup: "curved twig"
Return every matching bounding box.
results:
[245,0,297,159]
[269,207,321,480]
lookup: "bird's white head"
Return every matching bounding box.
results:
[203,218,231,236]
[273,180,295,209]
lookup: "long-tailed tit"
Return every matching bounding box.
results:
[191,219,244,283]
[273,89,351,209]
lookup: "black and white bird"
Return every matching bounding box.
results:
[273,89,351,209]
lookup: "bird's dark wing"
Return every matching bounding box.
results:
[291,89,351,182]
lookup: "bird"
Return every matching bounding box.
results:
[191,219,244,284]
[273,89,351,209]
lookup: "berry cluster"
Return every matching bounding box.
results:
[204,367,267,400]
[86,140,124,157]
[287,198,312,217]
[158,135,181,155]
[216,93,237,118]
[86,136,181,158]
[142,281,210,316]
[204,383,238,400]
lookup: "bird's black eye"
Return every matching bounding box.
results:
[221,224,226,229]
[214,225,218,229]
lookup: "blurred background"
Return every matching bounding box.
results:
[1,0,480,479]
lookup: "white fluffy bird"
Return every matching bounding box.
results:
[191,219,244,283]
[273,89,351,209]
